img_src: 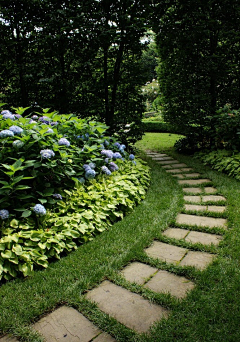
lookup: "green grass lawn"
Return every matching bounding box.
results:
[1,133,240,341]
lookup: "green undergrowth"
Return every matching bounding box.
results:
[1,133,240,341]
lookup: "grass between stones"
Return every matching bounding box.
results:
[1,133,240,341]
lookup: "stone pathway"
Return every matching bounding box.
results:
[0,151,227,341]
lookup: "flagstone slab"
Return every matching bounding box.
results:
[157,160,179,165]
[166,169,183,173]
[183,173,201,178]
[33,306,107,342]
[147,153,167,157]
[145,241,187,264]
[86,281,169,333]
[202,195,226,203]
[162,164,175,169]
[94,333,116,342]
[180,251,216,270]
[204,187,217,194]
[184,196,202,203]
[152,156,174,161]
[170,163,188,168]
[0,337,19,342]
[184,204,208,212]
[178,179,211,185]
[176,214,227,229]
[181,168,193,172]
[185,231,223,246]
[173,174,185,179]
[144,270,195,299]
[206,205,226,213]
[162,228,189,240]
[183,188,202,194]
[120,262,157,285]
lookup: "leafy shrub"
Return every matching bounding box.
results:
[196,150,240,181]
[0,107,150,281]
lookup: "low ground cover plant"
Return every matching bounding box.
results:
[0,107,150,281]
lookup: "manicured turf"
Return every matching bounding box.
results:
[1,133,240,341]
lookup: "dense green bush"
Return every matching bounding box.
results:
[0,107,150,281]
[196,150,240,181]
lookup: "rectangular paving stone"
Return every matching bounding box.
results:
[184,196,201,203]
[185,231,223,246]
[147,153,167,157]
[204,187,217,194]
[184,204,207,212]
[179,179,212,185]
[171,163,188,168]
[180,251,215,270]
[202,195,226,203]
[162,228,189,240]
[86,281,169,333]
[94,332,116,342]
[162,164,174,169]
[152,156,173,161]
[172,174,185,179]
[33,306,102,342]
[144,270,195,299]
[181,168,193,172]
[0,337,19,342]
[183,187,202,194]
[120,262,157,285]
[145,241,187,264]
[157,160,179,165]
[207,205,226,213]
[176,214,227,229]
[182,173,200,178]
[166,169,183,173]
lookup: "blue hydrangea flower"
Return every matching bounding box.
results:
[0,209,9,220]
[89,162,96,169]
[101,166,112,175]
[85,169,96,179]
[40,149,55,159]
[52,193,62,200]
[129,154,135,160]
[114,142,121,148]
[109,162,119,172]
[58,138,70,146]
[29,119,37,124]
[83,164,92,171]
[33,204,47,216]
[46,128,54,133]
[9,125,23,135]
[2,113,15,120]
[12,140,24,148]
[51,121,59,126]
[14,114,22,119]
[105,158,109,164]
[121,144,126,149]
[78,177,85,184]
[113,152,122,159]
[1,110,12,116]
[0,129,14,138]
[101,149,114,159]
[132,160,137,165]
[32,115,38,120]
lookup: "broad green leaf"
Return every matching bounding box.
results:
[21,210,32,218]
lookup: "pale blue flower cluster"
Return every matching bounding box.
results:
[1,110,11,115]
[114,142,121,148]
[58,138,70,146]
[129,154,135,160]
[40,149,55,159]
[3,113,15,120]
[113,152,122,159]
[0,129,14,138]
[101,166,111,175]
[85,169,96,179]
[33,204,47,216]
[32,115,38,120]
[89,162,96,169]
[0,209,9,220]
[109,162,119,172]
[12,140,24,149]
[52,193,62,200]
[46,128,54,133]
[101,150,114,159]
[9,125,23,135]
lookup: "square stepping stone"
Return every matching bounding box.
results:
[180,251,215,270]
[183,173,200,178]
[183,187,202,194]
[0,337,19,342]
[184,196,201,203]
[204,187,217,194]
[33,306,105,342]
[144,270,195,299]
[176,214,227,229]
[184,204,207,212]
[202,195,226,203]
[145,241,187,264]
[166,169,183,173]
[162,228,189,240]
[86,281,169,333]
[120,262,157,285]
[157,160,179,165]
[179,179,211,185]
[185,231,223,246]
